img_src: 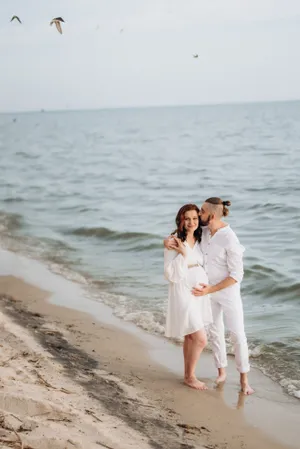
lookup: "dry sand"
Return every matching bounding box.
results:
[0,275,295,449]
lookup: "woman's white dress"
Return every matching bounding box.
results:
[164,241,212,338]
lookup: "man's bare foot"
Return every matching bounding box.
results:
[216,368,227,385]
[241,382,255,395]
[240,373,254,395]
[184,377,208,390]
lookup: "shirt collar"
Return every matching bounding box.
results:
[207,224,230,236]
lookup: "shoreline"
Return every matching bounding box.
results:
[0,257,298,448]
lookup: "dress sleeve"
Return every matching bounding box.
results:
[164,248,188,283]
[226,239,245,283]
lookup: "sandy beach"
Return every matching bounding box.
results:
[0,270,298,449]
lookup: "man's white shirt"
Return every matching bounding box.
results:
[200,225,245,287]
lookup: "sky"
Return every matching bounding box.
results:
[1,0,300,112]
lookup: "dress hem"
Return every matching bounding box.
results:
[165,324,210,339]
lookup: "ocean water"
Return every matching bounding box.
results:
[0,102,300,399]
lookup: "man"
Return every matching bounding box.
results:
[165,197,254,395]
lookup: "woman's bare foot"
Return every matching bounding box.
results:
[184,377,208,390]
[215,368,227,385]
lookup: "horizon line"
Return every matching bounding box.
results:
[1,97,300,115]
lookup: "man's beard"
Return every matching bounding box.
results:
[199,215,211,227]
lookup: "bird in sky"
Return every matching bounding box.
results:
[50,17,65,34]
[10,16,22,24]
[193,54,199,59]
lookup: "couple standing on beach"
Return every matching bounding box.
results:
[164,197,254,395]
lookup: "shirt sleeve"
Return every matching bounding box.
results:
[226,239,245,283]
[164,248,188,283]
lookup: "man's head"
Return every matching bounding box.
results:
[199,197,231,226]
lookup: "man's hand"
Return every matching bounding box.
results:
[163,236,177,250]
[193,277,237,296]
[171,237,186,256]
[163,236,186,257]
[191,283,214,296]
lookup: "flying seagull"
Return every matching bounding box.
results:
[193,54,199,59]
[50,17,65,34]
[11,16,22,24]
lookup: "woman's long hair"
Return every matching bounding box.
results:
[172,204,202,242]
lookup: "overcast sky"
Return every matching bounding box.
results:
[1,0,300,112]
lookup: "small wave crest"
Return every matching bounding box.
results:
[268,282,300,300]
[245,263,280,278]
[0,210,23,233]
[67,226,159,242]
[3,197,25,203]
[89,289,166,335]
[15,151,38,159]
[125,242,162,252]
[247,340,300,400]
[248,203,292,212]
[116,309,165,335]
[244,264,300,302]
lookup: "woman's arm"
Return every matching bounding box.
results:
[164,248,188,283]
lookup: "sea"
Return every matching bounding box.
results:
[0,102,299,399]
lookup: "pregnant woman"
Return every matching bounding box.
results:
[164,204,212,390]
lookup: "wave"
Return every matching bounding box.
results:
[35,236,76,253]
[244,264,286,286]
[248,340,300,400]
[67,226,159,242]
[245,263,280,277]
[248,203,287,211]
[266,282,300,301]
[3,197,25,203]
[124,242,162,252]
[15,151,39,159]
[244,264,300,302]
[247,203,300,216]
[0,210,24,232]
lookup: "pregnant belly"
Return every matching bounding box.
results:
[187,266,208,289]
